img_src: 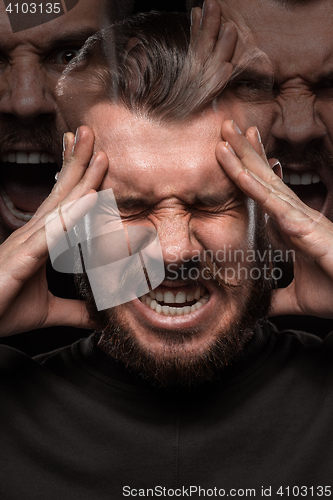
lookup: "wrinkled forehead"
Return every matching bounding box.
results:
[219,0,333,77]
[84,103,241,203]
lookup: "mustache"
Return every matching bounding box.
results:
[266,144,333,171]
[164,257,239,289]
[0,123,62,156]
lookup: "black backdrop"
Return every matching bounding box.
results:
[134,1,186,13]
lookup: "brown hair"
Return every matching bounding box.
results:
[58,11,236,125]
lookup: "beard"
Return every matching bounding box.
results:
[75,212,273,389]
[0,122,62,156]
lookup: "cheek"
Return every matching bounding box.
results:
[317,102,333,145]
[191,215,250,256]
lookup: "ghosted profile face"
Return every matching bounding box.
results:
[219,0,333,225]
[73,103,272,387]
[0,0,108,241]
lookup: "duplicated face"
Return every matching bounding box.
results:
[81,104,271,386]
[219,0,333,221]
[0,0,107,241]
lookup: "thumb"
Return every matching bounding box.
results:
[45,297,97,330]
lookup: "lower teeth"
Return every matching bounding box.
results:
[0,186,33,222]
[139,294,209,316]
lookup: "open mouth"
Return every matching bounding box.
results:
[283,169,327,212]
[0,151,58,227]
[139,284,210,317]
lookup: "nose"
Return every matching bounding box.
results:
[156,214,202,268]
[0,60,57,124]
[271,93,326,152]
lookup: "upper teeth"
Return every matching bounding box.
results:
[284,172,321,186]
[2,152,56,164]
[139,286,209,316]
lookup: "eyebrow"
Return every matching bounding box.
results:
[0,28,98,53]
[42,28,99,49]
[115,192,241,211]
[230,68,275,87]
[116,196,152,211]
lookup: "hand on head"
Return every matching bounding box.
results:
[216,120,333,319]
[0,127,108,336]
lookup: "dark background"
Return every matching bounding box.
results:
[134,1,187,14]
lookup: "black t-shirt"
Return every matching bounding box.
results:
[0,322,332,499]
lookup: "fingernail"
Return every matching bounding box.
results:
[225,141,236,155]
[63,132,69,152]
[244,168,253,178]
[256,127,262,143]
[75,127,81,145]
[88,152,97,167]
[231,120,242,134]
[218,21,225,39]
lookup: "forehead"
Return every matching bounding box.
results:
[85,103,237,202]
[0,0,105,52]
[220,0,333,81]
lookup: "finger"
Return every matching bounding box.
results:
[7,148,108,247]
[218,124,318,223]
[245,126,267,161]
[62,131,75,166]
[58,151,108,208]
[268,287,301,317]
[268,158,283,180]
[217,144,333,259]
[45,296,97,330]
[190,7,202,42]
[218,145,310,225]
[213,22,237,64]
[45,189,98,253]
[221,121,276,182]
[33,151,107,239]
[220,121,302,202]
[191,0,222,58]
[35,126,96,216]
[51,126,96,198]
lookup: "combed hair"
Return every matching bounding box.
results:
[58,11,238,124]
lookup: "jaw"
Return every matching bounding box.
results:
[116,280,239,359]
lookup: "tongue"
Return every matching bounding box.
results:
[1,163,56,213]
[291,183,327,212]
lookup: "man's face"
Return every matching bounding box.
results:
[0,0,107,241]
[79,104,272,387]
[219,0,333,221]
